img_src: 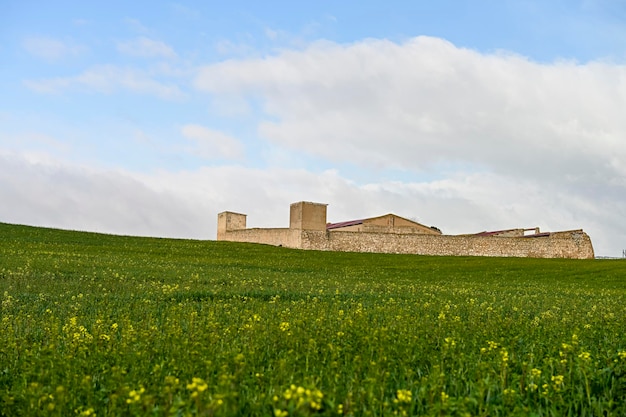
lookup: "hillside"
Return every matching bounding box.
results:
[1,222,625,416]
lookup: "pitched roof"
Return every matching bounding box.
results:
[473,229,518,237]
[326,219,365,230]
[326,214,435,231]
[472,229,552,238]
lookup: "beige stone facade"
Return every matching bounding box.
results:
[217,201,595,259]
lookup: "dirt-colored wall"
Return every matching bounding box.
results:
[330,224,436,234]
[290,202,327,231]
[363,215,440,235]
[217,212,247,241]
[361,225,440,235]
[334,224,364,232]
[219,228,302,248]
[299,229,594,259]
[489,229,525,237]
[217,207,594,259]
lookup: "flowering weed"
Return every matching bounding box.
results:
[1,222,626,415]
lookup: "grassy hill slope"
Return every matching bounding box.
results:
[1,222,625,416]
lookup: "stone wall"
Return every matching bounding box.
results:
[290,201,327,231]
[217,203,595,259]
[219,228,593,259]
[297,229,594,259]
[218,228,302,248]
[217,211,247,241]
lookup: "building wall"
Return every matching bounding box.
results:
[332,224,364,232]
[218,228,302,248]
[333,215,441,235]
[217,211,247,241]
[361,225,440,235]
[300,229,594,259]
[330,224,436,234]
[496,229,524,237]
[365,214,435,232]
[219,228,593,259]
[290,201,327,231]
[217,203,594,259]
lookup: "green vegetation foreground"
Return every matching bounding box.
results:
[1,223,625,416]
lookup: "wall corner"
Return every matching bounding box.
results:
[217,211,247,240]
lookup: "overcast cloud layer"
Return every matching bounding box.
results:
[2,2,626,257]
[197,37,626,180]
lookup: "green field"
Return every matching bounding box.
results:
[1,222,625,416]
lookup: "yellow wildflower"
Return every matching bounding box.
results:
[551,375,564,391]
[126,387,145,404]
[395,389,412,404]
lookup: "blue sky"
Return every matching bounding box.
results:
[1,0,626,256]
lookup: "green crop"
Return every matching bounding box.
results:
[1,222,625,416]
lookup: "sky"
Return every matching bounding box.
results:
[1,0,626,257]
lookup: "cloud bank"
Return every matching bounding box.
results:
[196,37,626,180]
[6,36,626,256]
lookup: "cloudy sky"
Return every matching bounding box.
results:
[2,1,625,256]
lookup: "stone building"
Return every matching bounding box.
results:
[217,201,594,259]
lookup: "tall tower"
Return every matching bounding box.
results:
[217,211,247,240]
[289,202,327,231]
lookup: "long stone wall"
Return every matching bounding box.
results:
[216,205,595,259]
[299,229,594,259]
[220,228,594,259]
[217,228,302,248]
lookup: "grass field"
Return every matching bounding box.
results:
[1,222,625,416]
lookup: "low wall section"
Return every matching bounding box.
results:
[299,229,594,259]
[219,227,594,259]
[217,205,594,259]
[218,228,302,248]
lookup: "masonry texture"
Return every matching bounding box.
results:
[217,202,594,259]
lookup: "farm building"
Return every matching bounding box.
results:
[217,201,594,259]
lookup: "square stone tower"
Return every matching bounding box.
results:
[217,211,247,240]
[290,201,327,231]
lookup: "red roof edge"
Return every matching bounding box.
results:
[326,219,365,230]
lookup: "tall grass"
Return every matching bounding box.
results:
[1,222,625,416]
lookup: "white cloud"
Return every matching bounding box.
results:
[0,151,207,238]
[180,124,244,160]
[0,151,622,256]
[195,36,626,180]
[170,3,201,20]
[265,27,280,41]
[22,36,86,61]
[24,65,185,99]
[124,18,151,34]
[214,38,257,57]
[117,37,177,59]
